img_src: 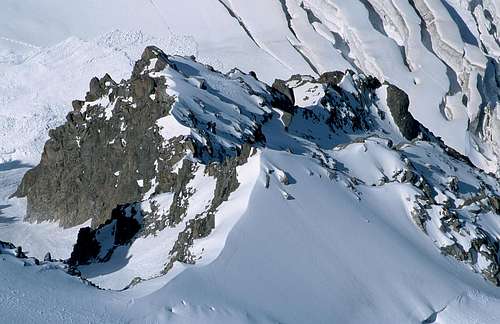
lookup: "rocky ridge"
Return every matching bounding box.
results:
[15,46,500,287]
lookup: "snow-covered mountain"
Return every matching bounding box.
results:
[0,1,499,323]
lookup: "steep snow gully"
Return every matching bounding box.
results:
[0,1,499,323]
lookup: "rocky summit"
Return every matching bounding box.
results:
[12,47,500,289]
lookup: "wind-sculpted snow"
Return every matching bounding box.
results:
[146,49,273,161]
[7,47,500,316]
[1,1,500,323]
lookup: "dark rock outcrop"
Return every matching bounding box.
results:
[15,246,26,258]
[16,45,275,229]
[44,252,52,262]
[386,84,421,140]
[164,145,253,272]
[318,71,345,86]
[271,79,295,110]
[68,203,141,266]
[0,240,15,251]
[15,51,176,228]
[68,227,100,266]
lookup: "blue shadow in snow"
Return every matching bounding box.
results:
[0,204,16,224]
[0,160,33,172]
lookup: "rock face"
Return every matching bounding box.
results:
[68,146,252,271]
[16,47,386,230]
[15,53,175,227]
[68,203,141,266]
[317,71,345,86]
[69,227,101,266]
[271,79,295,110]
[0,240,16,251]
[386,84,421,140]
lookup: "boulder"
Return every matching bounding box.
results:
[44,252,52,262]
[272,79,295,107]
[15,246,26,259]
[386,84,420,140]
[318,71,345,86]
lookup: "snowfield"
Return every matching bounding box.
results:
[0,0,500,323]
[2,146,500,323]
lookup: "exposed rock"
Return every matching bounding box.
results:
[441,243,468,261]
[15,45,500,287]
[160,159,196,228]
[443,146,475,168]
[446,176,459,192]
[0,240,15,250]
[489,196,500,214]
[15,54,175,228]
[164,145,251,272]
[71,100,84,112]
[18,47,273,273]
[68,227,100,266]
[15,246,26,258]
[410,200,430,233]
[132,45,172,76]
[361,75,382,90]
[281,190,294,200]
[265,173,271,188]
[112,205,142,246]
[249,71,258,80]
[44,252,52,262]
[275,168,290,185]
[386,84,421,140]
[68,203,141,266]
[280,72,383,138]
[439,230,500,286]
[318,71,345,86]
[272,79,295,109]
[280,111,294,131]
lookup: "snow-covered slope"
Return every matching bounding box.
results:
[2,45,500,323]
[0,1,500,323]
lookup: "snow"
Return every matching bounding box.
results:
[338,73,358,94]
[3,143,500,323]
[0,30,197,165]
[1,0,498,170]
[188,150,261,267]
[79,222,183,290]
[149,55,273,157]
[123,149,497,322]
[79,165,218,290]
[291,78,325,107]
[157,115,192,141]
[0,1,500,323]
[332,138,405,185]
[0,165,88,260]
[0,29,203,259]
[432,291,500,324]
